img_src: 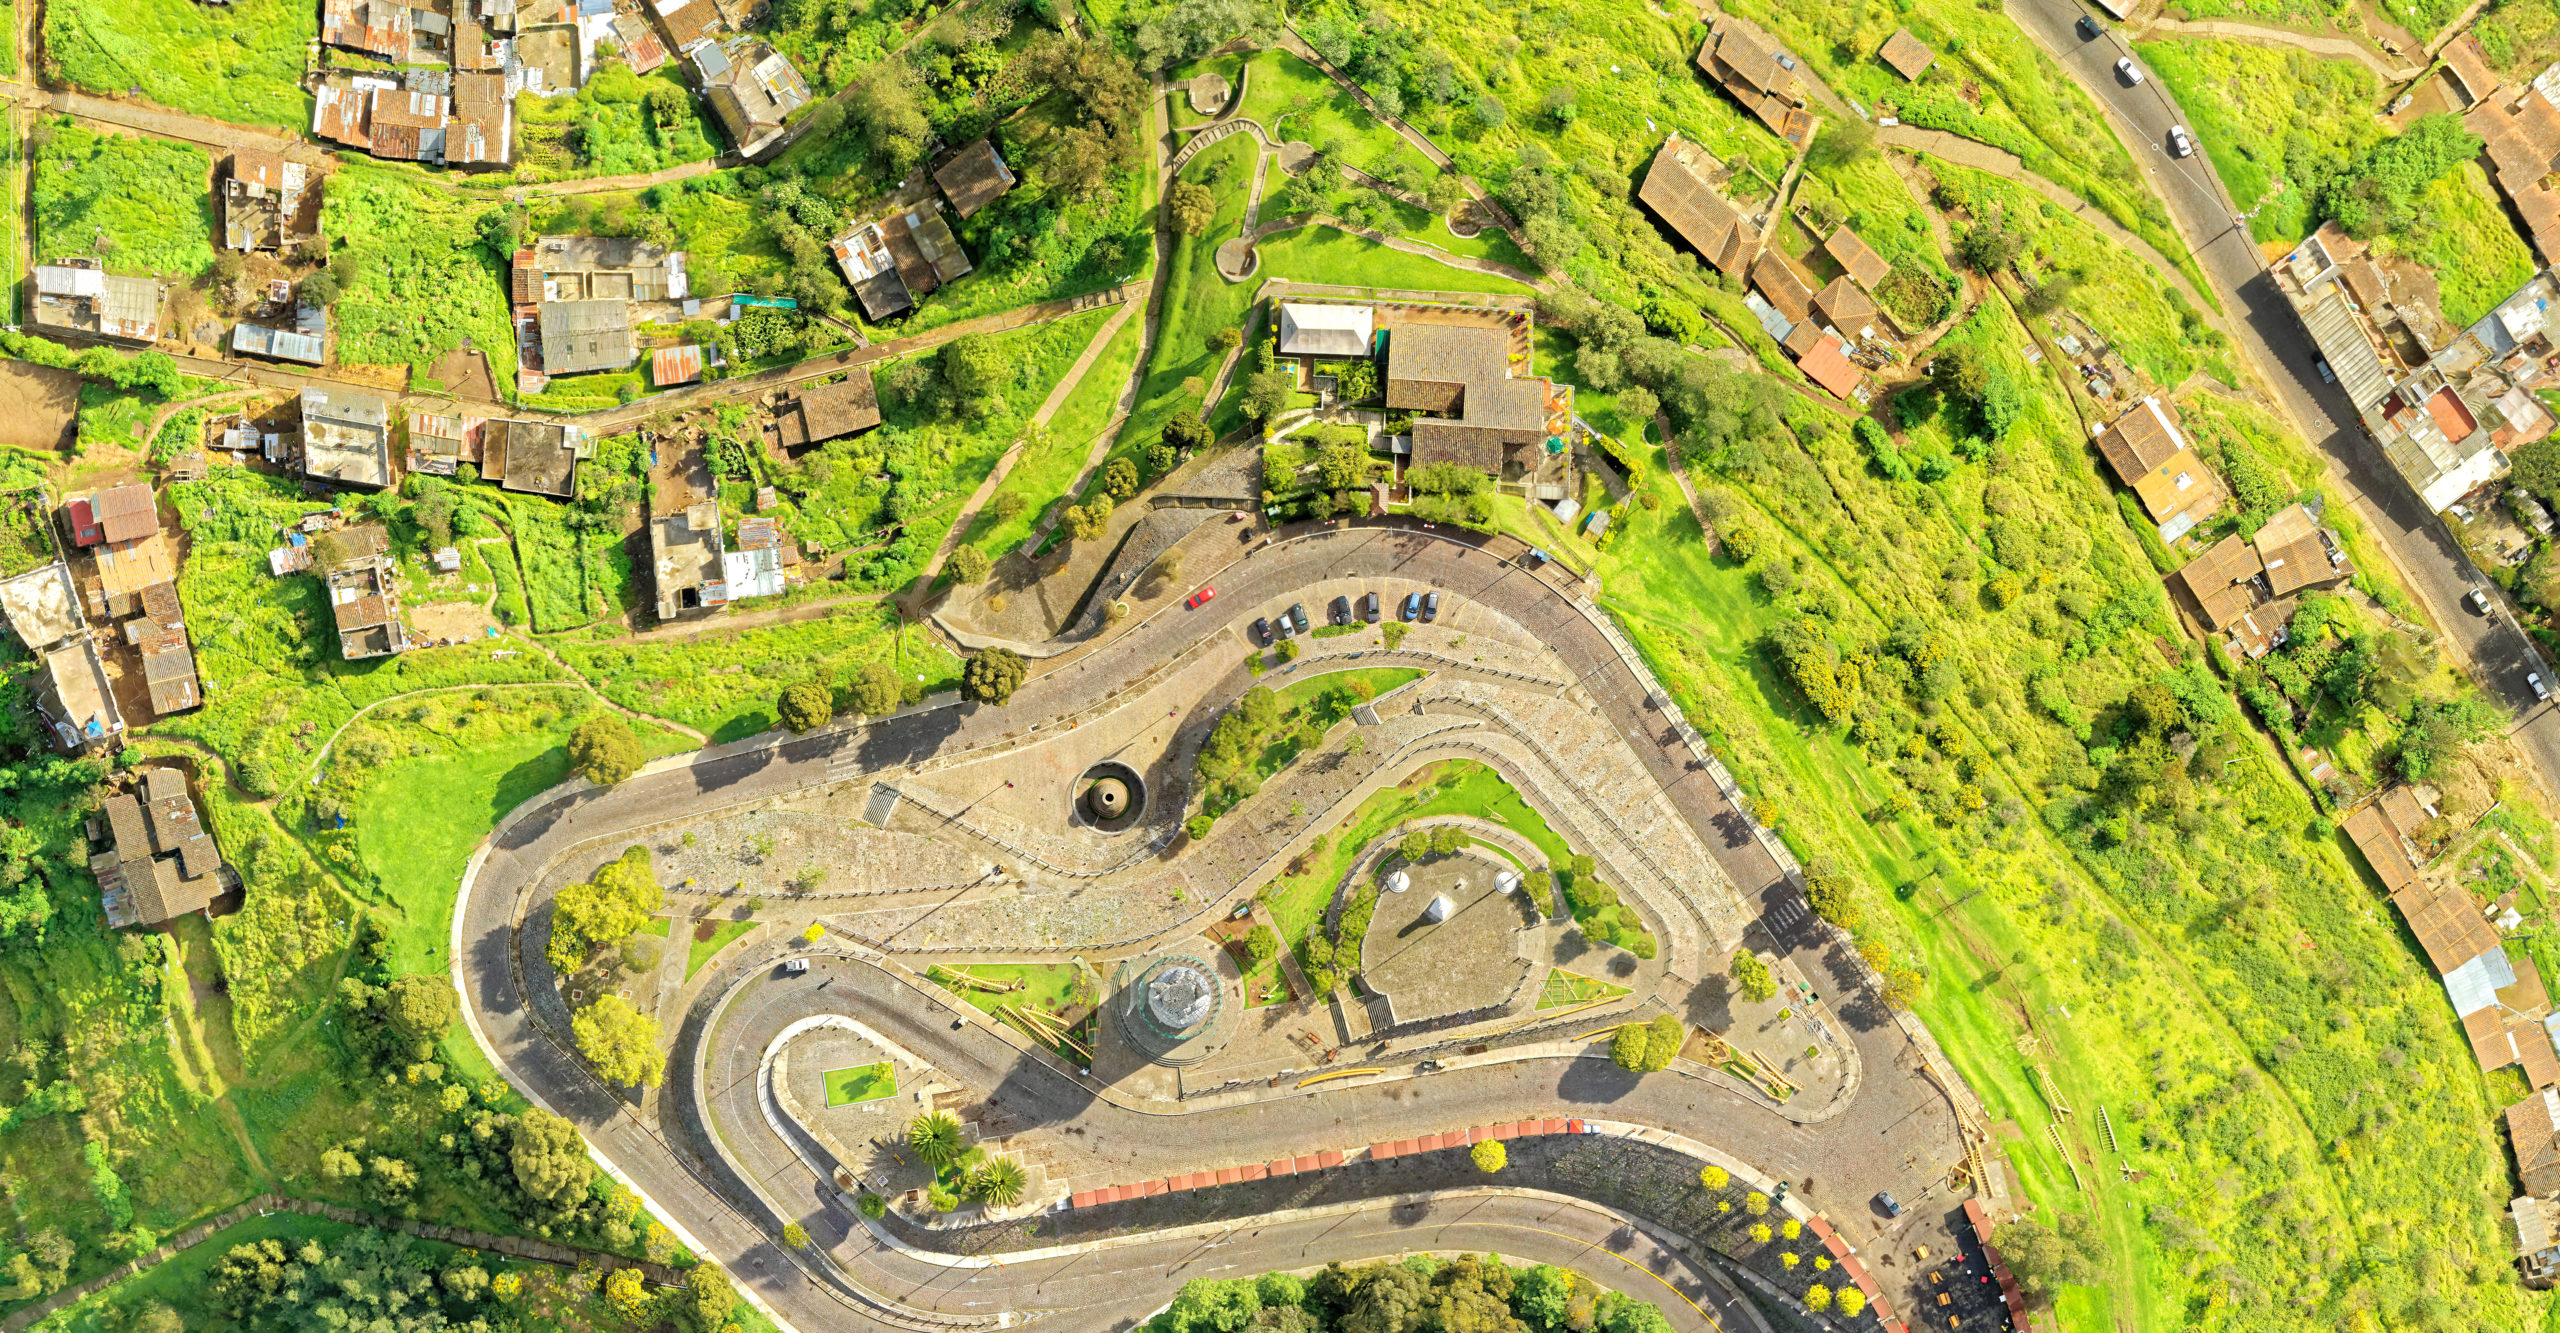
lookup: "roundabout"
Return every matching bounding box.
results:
[455,519,1991,1333]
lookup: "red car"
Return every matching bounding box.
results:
[1185,586,1217,609]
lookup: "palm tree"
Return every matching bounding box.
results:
[969,1155,1028,1207]
[905,1111,966,1167]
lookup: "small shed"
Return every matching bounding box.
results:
[1879,27,1935,80]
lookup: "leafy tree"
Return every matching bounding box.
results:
[299,268,344,307]
[512,1108,595,1204]
[1805,1284,1832,1313]
[1242,369,1297,423]
[1162,411,1213,454]
[1807,114,1875,169]
[676,1264,736,1333]
[572,994,667,1087]
[1103,457,1141,500]
[1159,1277,1263,1332]
[378,972,458,1048]
[852,661,912,717]
[1241,923,1280,966]
[907,1111,968,1166]
[1731,950,1778,1004]
[1135,0,1275,67]
[1168,180,1217,234]
[567,713,642,784]
[1802,861,1861,930]
[2324,113,2482,238]
[1955,223,2021,273]
[126,1301,183,1333]
[1066,502,1109,541]
[1472,1139,1507,1173]
[604,1267,651,1317]
[778,681,832,733]
[1837,1288,1866,1316]
[941,333,1005,410]
[1698,1165,1729,1190]
[1212,326,1244,355]
[1541,84,1578,123]
[1187,814,1215,840]
[1993,1216,2106,1301]
[969,1155,1028,1206]
[548,846,662,971]
[962,648,1030,705]
[949,545,993,584]
[1474,94,1507,129]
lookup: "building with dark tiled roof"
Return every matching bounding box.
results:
[1751,249,1818,328]
[2092,396,2225,542]
[2509,1089,2560,1196]
[1386,325,1570,478]
[95,767,226,928]
[934,139,1018,218]
[1635,135,1759,275]
[2441,32,2501,110]
[1878,27,1935,80]
[317,521,408,660]
[2171,533,2263,632]
[777,372,882,449]
[1810,276,1877,334]
[1824,226,1891,291]
[1695,18,1815,147]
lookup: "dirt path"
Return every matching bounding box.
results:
[137,387,261,447]
[2136,15,2422,82]
[900,294,1144,604]
[1223,213,1547,291]
[1872,124,2229,334]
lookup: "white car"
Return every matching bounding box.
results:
[2116,56,2144,85]
[2470,585,2494,614]
[2533,672,2551,703]
[2168,125,2194,158]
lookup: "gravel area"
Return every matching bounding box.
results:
[633,808,992,899]
[832,867,1202,951]
[1064,508,1216,639]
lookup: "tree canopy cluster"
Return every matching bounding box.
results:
[2319,113,2481,240]
[1608,1014,1686,1074]
[963,647,1030,705]
[1147,1256,1674,1333]
[548,846,663,973]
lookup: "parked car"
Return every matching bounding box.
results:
[1422,591,1442,622]
[2115,55,2143,84]
[2076,13,2102,38]
[2168,125,2194,158]
[2534,672,2551,703]
[1186,586,1217,609]
[1876,1191,1904,1219]
[1251,617,1273,645]
[784,958,810,975]
[2314,358,2335,384]
[2469,586,2494,615]
[1275,615,1296,639]
[1363,591,1381,622]
[1288,603,1310,633]
[1329,595,1352,626]
[1526,548,1552,568]
[1401,592,1422,621]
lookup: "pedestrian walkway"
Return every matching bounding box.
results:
[2136,15,2421,81]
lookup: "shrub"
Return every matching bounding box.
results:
[1731,950,1777,1003]
[949,545,992,584]
[567,713,643,784]
[962,647,1029,704]
[1471,1140,1507,1173]
[777,681,831,732]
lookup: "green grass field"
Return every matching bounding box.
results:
[44,0,314,130]
[33,123,214,279]
[553,607,962,742]
[954,309,1146,563]
[823,1061,899,1106]
[1259,759,1576,966]
[322,168,517,383]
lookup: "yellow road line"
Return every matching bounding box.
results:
[1295,1067,1386,1088]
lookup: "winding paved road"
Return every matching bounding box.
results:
[455,522,1980,1331]
[2019,0,2560,793]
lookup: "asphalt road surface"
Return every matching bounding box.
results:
[455,522,1976,1331]
[2017,0,2560,787]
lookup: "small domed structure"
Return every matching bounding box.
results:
[1425,894,1454,923]
[1497,869,1522,894]
[1086,776,1130,820]
[1385,868,1411,893]
[1146,965,1215,1031]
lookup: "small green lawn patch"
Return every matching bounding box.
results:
[823,1060,899,1106]
[685,917,758,981]
[1536,968,1630,1010]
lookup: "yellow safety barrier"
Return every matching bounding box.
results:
[1296,1067,1387,1089]
[1573,1023,1634,1044]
